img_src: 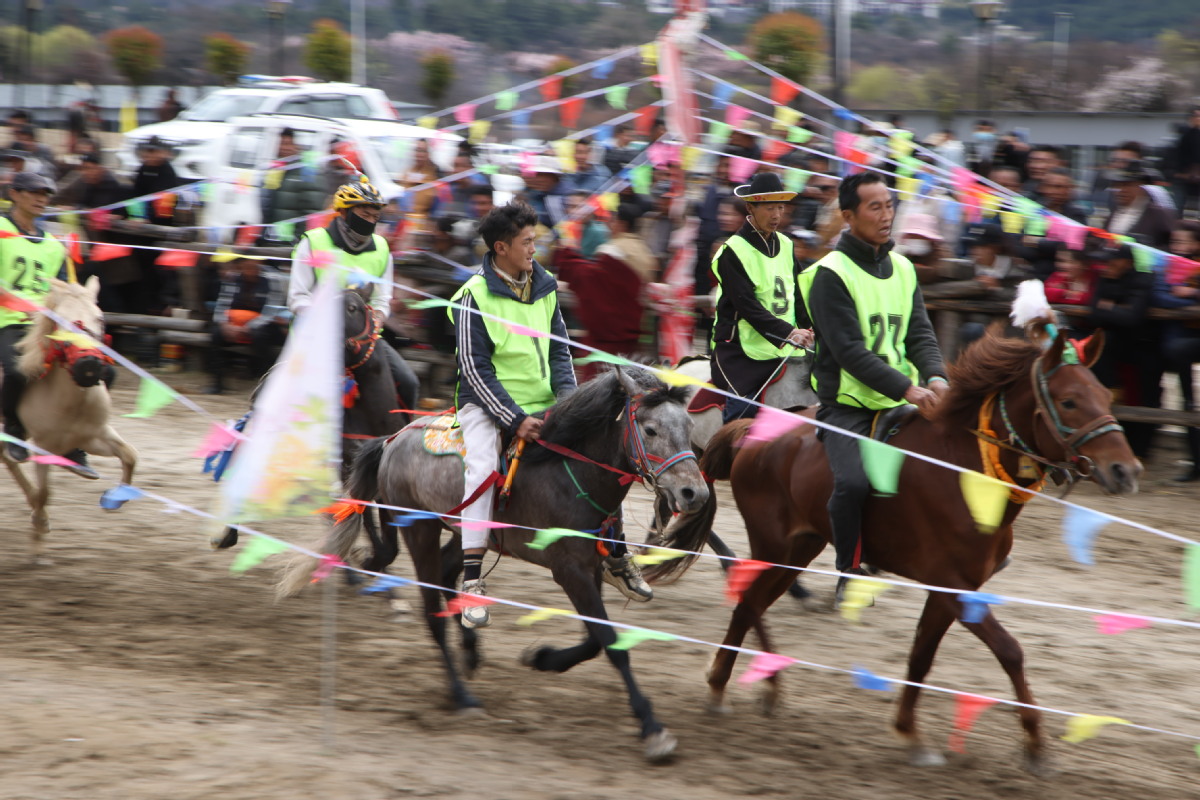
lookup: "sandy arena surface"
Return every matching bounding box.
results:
[2,374,1199,800]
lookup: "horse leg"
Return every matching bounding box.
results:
[29,462,51,565]
[401,523,481,711]
[706,530,739,573]
[87,427,137,486]
[367,508,411,618]
[961,611,1045,772]
[895,591,957,767]
[438,537,481,679]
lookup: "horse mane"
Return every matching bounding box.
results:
[933,326,1041,425]
[523,368,690,464]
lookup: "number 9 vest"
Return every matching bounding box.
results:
[711,232,794,361]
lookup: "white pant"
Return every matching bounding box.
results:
[457,403,502,550]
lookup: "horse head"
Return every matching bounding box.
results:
[614,366,710,515]
[16,277,108,385]
[343,288,376,365]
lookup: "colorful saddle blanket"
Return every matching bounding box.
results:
[408,412,465,458]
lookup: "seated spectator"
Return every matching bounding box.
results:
[1090,141,1143,213]
[9,124,56,178]
[260,128,329,243]
[1044,246,1095,306]
[786,228,820,271]
[964,223,1029,291]
[467,184,494,221]
[522,155,568,228]
[603,125,638,176]
[1039,168,1088,224]
[566,136,610,194]
[894,212,949,284]
[1104,162,1175,250]
[1161,221,1200,480]
[204,254,287,395]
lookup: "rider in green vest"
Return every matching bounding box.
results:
[797,172,948,606]
[0,171,102,477]
[450,202,651,629]
[286,176,418,411]
[711,172,814,423]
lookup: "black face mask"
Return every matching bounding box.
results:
[346,211,377,236]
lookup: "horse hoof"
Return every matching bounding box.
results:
[210,527,239,550]
[908,747,947,767]
[519,645,545,670]
[759,688,780,717]
[456,705,486,719]
[389,598,413,617]
[1022,751,1054,777]
[643,730,678,763]
[704,693,732,715]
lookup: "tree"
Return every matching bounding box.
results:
[1081,57,1187,113]
[746,12,824,87]
[205,33,251,85]
[304,19,351,82]
[105,26,163,88]
[847,64,929,109]
[420,50,455,106]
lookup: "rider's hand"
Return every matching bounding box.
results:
[785,327,814,349]
[904,384,940,419]
[516,416,543,443]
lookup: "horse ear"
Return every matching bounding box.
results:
[1077,330,1104,368]
[613,365,641,398]
[84,275,100,301]
[1041,329,1066,373]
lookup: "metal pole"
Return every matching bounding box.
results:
[975,16,985,112]
[1053,12,1072,103]
[351,0,366,86]
[983,19,994,112]
[832,0,850,112]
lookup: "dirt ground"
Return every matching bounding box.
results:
[2,373,1199,800]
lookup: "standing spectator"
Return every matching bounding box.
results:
[1039,168,1088,224]
[603,125,637,176]
[203,254,287,394]
[893,212,948,284]
[964,223,1029,291]
[987,165,1022,196]
[66,98,104,154]
[522,156,568,228]
[1021,145,1063,200]
[695,156,734,263]
[1104,162,1175,250]
[54,153,124,210]
[444,144,489,216]
[9,125,56,178]
[1174,107,1200,218]
[1091,141,1143,213]
[158,89,184,122]
[639,181,678,265]
[966,119,998,174]
[467,185,494,221]
[400,139,442,217]
[1044,246,1095,306]
[725,121,762,162]
[261,128,329,242]
[565,136,610,194]
[928,129,966,168]
[1160,221,1200,480]
[127,136,182,314]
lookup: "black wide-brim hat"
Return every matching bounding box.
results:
[733,171,796,203]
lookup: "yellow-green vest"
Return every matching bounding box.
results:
[299,227,390,280]
[711,232,795,360]
[0,217,64,327]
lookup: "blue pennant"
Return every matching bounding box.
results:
[851,665,893,691]
[957,591,1006,624]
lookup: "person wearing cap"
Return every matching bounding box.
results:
[203,252,287,395]
[964,222,1028,291]
[522,155,568,228]
[893,212,946,284]
[786,228,820,271]
[710,172,814,423]
[1103,162,1175,250]
[288,176,419,414]
[796,172,947,607]
[0,172,104,475]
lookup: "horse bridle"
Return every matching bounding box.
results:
[621,394,698,490]
[345,301,379,371]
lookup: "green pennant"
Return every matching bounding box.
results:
[787,126,812,144]
[1184,544,1200,609]
[1133,246,1155,273]
[573,351,634,366]
[784,170,809,194]
[1025,214,1049,236]
[609,627,677,651]
[479,164,498,175]
[1015,197,1041,218]
[527,527,589,551]
[230,535,291,574]
[709,121,731,144]
[274,221,295,241]
[495,90,519,111]
[411,297,453,310]
[630,163,652,195]
[724,49,748,61]
[858,438,905,496]
[123,377,177,419]
[605,85,629,110]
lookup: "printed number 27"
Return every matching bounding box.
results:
[868,313,902,363]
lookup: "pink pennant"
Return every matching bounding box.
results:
[453,103,476,125]
[191,422,245,458]
[725,104,752,127]
[310,554,347,582]
[504,321,548,338]
[727,156,757,184]
[737,652,797,685]
[833,131,856,162]
[725,559,773,604]
[1045,216,1086,250]
[307,249,336,270]
[437,594,498,617]
[1094,613,1151,635]
[1166,255,1199,286]
[947,694,999,753]
[460,519,511,531]
[951,166,977,196]
[31,454,78,467]
[745,407,806,444]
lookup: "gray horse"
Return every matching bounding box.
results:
[278,367,708,761]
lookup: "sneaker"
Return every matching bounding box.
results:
[602,553,654,602]
[834,566,870,610]
[62,449,99,480]
[460,578,491,629]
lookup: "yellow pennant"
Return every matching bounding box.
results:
[551,139,576,173]
[1000,210,1023,234]
[839,577,889,624]
[599,193,619,213]
[896,176,919,198]
[980,193,1002,218]
[640,43,658,67]
[959,471,1009,533]
[517,607,573,626]
[1061,715,1131,744]
[658,369,713,389]
[773,106,802,130]
[416,116,438,130]
[633,547,687,566]
[47,331,96,348]
[681,146,700,172]
[468,120,492,143]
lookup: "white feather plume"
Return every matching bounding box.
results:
[1010,280,1052,328]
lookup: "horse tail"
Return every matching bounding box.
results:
[642,419,752,585]
[275,435,391,599]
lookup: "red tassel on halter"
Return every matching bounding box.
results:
[342,373,359,409]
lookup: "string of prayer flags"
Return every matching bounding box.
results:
[606,85,629,110]
[468,120,492,143]
[1062,504,1109,566]
[230,535,289,574]
[737,652,796,685]
[1062,715,1131,744]
[724,104,752,127]
[591,58,614,79]
[773,106,802,130]
[1184,544,1200,609]
[453,104,476,125]
[540,75,563,102]
[640,43,658,67]
[851,665,893,692]
[948,694,999,753]
[745,406,805,444]
[438,594,497,617]
[1094,613,1151,635]
[560,96,584,129]
[725,559,773,604]
[360,574,412,594]
[192,421,245,459]
[156,249,199,268]
[770,76,801,106]
[527,527,584,551]
[959,471,1008,533]
[517,607,573,626]
[89,243,133,262]
[957,591,1006,624]
[858,438,904,496]
[632,547,687,567]
[123,377,177,419]
[609,627,678,651]
[416,116,438,130]
[787,126,812,144]
[310,554,347,583]
[838,577,889,623]
[99,483,145,511]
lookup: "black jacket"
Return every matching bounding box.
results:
[712,221,808,351]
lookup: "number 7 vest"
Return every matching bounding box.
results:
[798,249,919,410]
[711,232,794,361]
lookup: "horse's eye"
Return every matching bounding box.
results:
[645,427,658,437]
[1061,399,1077,410]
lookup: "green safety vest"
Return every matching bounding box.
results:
[0,217,65,328]
[711,232,795,361]
[450,274,558,413]
[798,249,919,410]
[299,227,390,281]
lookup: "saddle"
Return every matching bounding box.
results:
[686,362,792,414]
[405,410,520,466]
[870,405,918,444]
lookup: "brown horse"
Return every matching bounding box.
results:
[648,319,1141,770]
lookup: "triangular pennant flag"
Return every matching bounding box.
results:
[957,591,1006,624]
[574,350,633,367]
[630,163,653,195]
[411,297,453,310]
[737,652,796,685]
[99,483,145,511]
[681,146,700,172]
[725,559,773,604]
[708,121,731,144]
[559,96,585,129]
[416,116,438,130]
[274,221,296,241]
[771,76,801,106]
[156,249,199,268]
[657,369,712,389]
[727,156,756,183]
[1132,245,1155,273]
[787,126,813,144]
[632,547,687,566]
[599,193,620,213]
[359,574,412,594]
[605,85,630,110]
[608,627,677,651]
[453,103,476,125]
[959,471,1009,533]
[517,607,573,626]
[724,49,747,61]
[437,594,498,617]
[468,120,492,143]
[539,75,563,102]
[89,243,133,262]
[0,289,40,314]
[527,527,582,551]
[1061,715,1131,744]
[230,535,290,573]
[192,421,245,459]
[310,553,347,582]
[858,438,904,496]
[495,90,519,111]
[591,59,614,79]
[1062,504,1109,566]
[772,105,802,130]
[1093,613,1151,635]
[745,406,805,444]
[851,665,893,691]
[123,377,177,419]
[640,42,657,67]
[503,321,550,338]
[31,454,79,467]
[999,211,1024,234]
[65,232,83,265]
[1184,544,1200,609]
[634,105,657,136]
[725,104,751,127]
[839,577,889,623]
[784,169,809,194]
[948,694,999,753]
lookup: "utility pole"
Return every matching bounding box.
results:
[1053,11,1072,105]
[351,0,366,86]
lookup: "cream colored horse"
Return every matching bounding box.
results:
[1,277,137,563]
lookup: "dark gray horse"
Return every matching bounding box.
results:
[278,367,708,761]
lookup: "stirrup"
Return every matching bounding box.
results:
[602,553,653,602]
[62,449,99,480]
[459,578,491,629]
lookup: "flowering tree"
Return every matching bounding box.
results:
[1082,58,1187,113]
[747,12,824,87]
[105,26,163,89]
[205,34,251,86]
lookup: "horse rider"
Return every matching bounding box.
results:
[797,172,948,605]
[287,175,419,413]
[450,201,651,629]
[710,172,815,423]
[1,171,105,477]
